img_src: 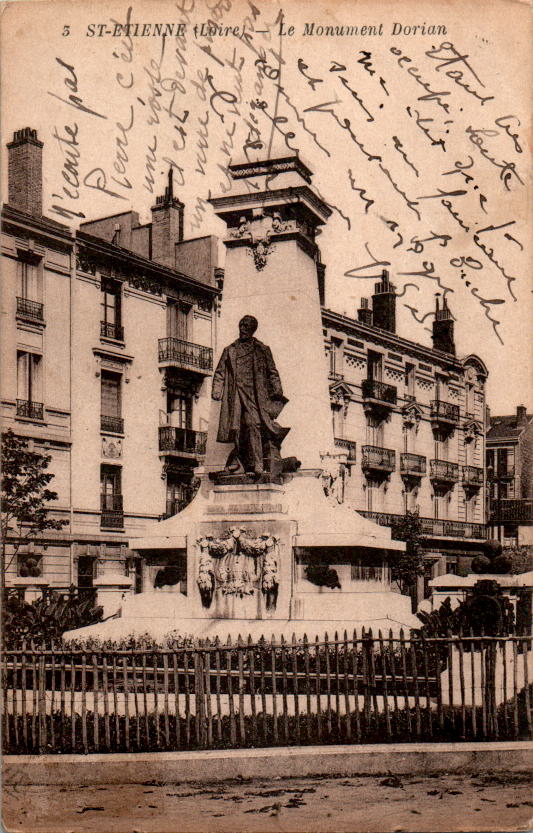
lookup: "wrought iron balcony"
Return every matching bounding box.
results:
[362,379,397,407]
[362,445,395,473]
[16,399,43,420]
[159,426,207,457]
[100,321,124,341]
[358,510,487,541]
[489,499,532,524]
[400,453,426,477]
[462,465,483,488]
[101,414,124,434]
[490,467,515,481]
[158,338,213,375]
[16,297,44,322]
[430,459,460,484]
[430,399,460,425]
[334,438,356,462]
[100,494,124,529]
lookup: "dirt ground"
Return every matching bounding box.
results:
[3,771,532,833]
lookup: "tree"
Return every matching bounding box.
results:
[389,510,427,596]
[1,430,68,596]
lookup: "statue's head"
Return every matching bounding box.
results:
[239,315,258,340]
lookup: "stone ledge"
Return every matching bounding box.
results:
[4,742,532,786]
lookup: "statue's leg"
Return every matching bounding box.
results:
[242,410,264,475]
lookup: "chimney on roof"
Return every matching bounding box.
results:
[432,294,455,355]
[371,269,396,332]
[151,167,184,268]
[357,297,373,326]
[7,127,43,217]
[517,404,528,426]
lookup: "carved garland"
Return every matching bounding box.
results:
[196,527,279,607]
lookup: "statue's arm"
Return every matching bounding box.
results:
[264,346,284,399]
[211,350,228,400]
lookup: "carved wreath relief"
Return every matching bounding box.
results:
[197,527,279,609]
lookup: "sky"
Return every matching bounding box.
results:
[1,0,531,414]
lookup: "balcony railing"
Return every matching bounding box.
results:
[489,467,515,480]
[358,510,487,541]
[462,465,484,487]
[430,400,460,424]
[362,379,397,406]
[400,453,426,476]
[362,445,395,473]
[100,494,124,529]
[100,321,124,341]
[101,414,124,434]
[159,426,207,456]
[158,338,213,373]
[16,297,44,322]
[16,399,43,420]
[334,438,356,462]
[430,459,460,483]
[490,499,533,524]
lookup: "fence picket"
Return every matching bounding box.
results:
[303,634,312,742]
[214,640,222,744]
[512,638,519,737]
[132,651,140,749]
[81,654,88,754]
[38,654,46,754]
[343,631,351,741]
[480,633,487,739]
[70,654,76,752]
[122,657,130,751]
[420,634,432,739]
[204,640,213,748]
[237,637,246,745]
[92,654,99,751]
[387,630,399,733]
[102,655,111,750]
[31,647,37,751]
[280,636,289,744]
[259,637,267,744]
[470,629,477,737]
[457,635,466,740]
[291,633,301,744]
[271,636,278,745]
[173,653,180,749]
[378,631,391,739]
[334,632,341,736]
[368,630,379,728]
[248,636,257,747]
[59,651,66,750]
[21,644,28,749]
[12,651,19,750]
[142,653,149,746]
[324,633,332,738]
[446,631,455,735]
[522,637,531,737]
[184,650,191,747]
[501,637,509,737]
[409,635,421,738]
[352,629,361,742]
[163,653,170,747]
[226,638,236,746]
[153,653,160,749]
[315,635,322,743]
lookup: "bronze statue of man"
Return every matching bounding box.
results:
[211,315,289,478]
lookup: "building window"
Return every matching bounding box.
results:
[436,373,448,401]
[329,338,343,378]
[77,556,95,591]
[366,476,382,512]
[405,363,415,397]
[101,370,123,433]
[167,391,192,429]
[497,448,509,477]
[367,350,383,381]
[100,465,123,527]
[166,473,195,517]
[16,351,43,419]
[168,301,191,342]
[466,383,474,416]
[101,278,123,340]
[433,486,450,520]
[366,413,384,447]
[434,429,449,460]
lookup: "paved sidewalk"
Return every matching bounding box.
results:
[3,770,533,832]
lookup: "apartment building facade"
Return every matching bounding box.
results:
[323,273,488,586]
[1,128,220,597]
[486,405,533,546]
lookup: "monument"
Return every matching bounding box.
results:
[66,156,419,644]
